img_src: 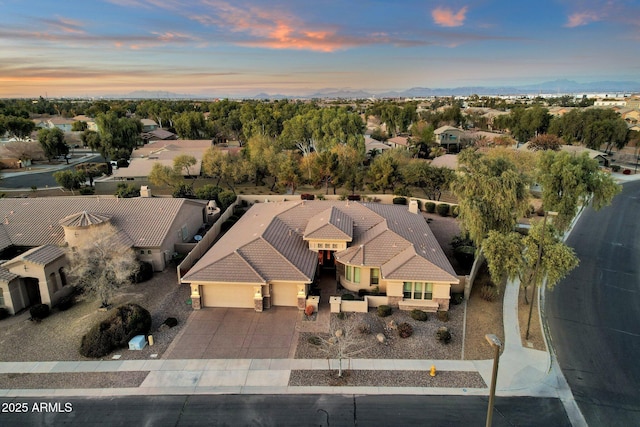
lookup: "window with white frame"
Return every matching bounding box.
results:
[403,282,433,300]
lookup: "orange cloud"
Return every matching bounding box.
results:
[432,6,468,27]
[565,11,601,27]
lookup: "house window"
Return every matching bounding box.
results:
[403,282,412,298]
[324,243,330,249]
[0,288,4,307]
[402,282,434,300]
[346,266,352,281]
[140,250,145,255]
[332,243,338,249]
[425,283,433,300]
[371,268,379,285]
[147,250,152,254]
[414,282,423,299]
[346,266,360,283]
[353,267,360,283]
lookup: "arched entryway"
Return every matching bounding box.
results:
[24,278,41,306]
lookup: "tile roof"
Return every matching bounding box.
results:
[184,200,458,286]
[14,244,65,266]
[59,211,111,227]
[0,267,19,283]
[0,197,207,249]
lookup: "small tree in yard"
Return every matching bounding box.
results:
[67,224,139,308]
[316,316,371,378]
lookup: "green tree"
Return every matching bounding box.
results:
[274,151,302,194]
[3,116,35,140]
[38,127,68,162]
[53,170,85,194]
[451,149,529,248]
[173,154,197,178]
[148,163,182,191]
[537,150,621,231]
[527,134,562,151]
[71,121,88,132]
[114,183,140,198]
[367,150,405,194]
[483,221,578,303]
[95,112,142,161]
[403,160,454,201]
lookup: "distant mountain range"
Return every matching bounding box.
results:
[113,80,640,100]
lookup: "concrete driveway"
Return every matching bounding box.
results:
[165,307,300,359]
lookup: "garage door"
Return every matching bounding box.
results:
[202,283,254,308]
[271,282,299,307]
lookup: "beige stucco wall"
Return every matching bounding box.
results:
[307,240,348,252]
[157,201,207,271]
[5,257,69,307]
[1,279,26,315]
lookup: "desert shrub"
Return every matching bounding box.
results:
[341,293,355,301]
[410,309,428,321]
[30,304,50,321]
[317,194,325,200]
[425,202,436,213]
[163,317,178,328]
[347,194,361,201]
[336,312,346,320]
[305,305,314,316]
[308,336,321,345]
[132,261,153,283]
[437,311,449,322]
[398,322,414,338]
[377,305,392,317]
[436,326,451,344]
[116,159,129,168]
[0,307,10,320]
[79,187,95,195]
[358,289,370,297]
[357,323,371,334]
[195,184,222,201]
[57,294,75,311]
[392,197,407,205]
[300,193,315,200]
[217,190,237,211]
[451,293,464,305]
[480,285,498,302]
[79,304,152,358]
[611,165,621,172]
[450,205,460,218]
[436,203,450,216]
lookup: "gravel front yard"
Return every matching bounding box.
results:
[0,372,149,389]
[289,370,486,388]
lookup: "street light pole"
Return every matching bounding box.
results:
[485,334,502,427]
[526,210,557,341]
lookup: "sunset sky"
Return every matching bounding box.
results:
[1,0,639,98]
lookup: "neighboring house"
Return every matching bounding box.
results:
[434,126,465,152]
[46,117,75,132]
[387,136,409,149]
[181,201,459,313]
[141,119,159,132]
[0,197,209,315]
[110,139,212,181]
[626,95,640,110]
[72,115,98,131]
[518,143,609,166]
[141,128,178,142]
[364,135,391,156]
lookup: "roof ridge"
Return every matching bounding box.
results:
[258,232,313,281]
[381,246,416,278]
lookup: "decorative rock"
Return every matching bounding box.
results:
[376,333,386,343]
[387,320,397,330]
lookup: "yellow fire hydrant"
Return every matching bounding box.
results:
[430,365,436,377]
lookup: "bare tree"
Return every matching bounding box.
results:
[66,224,139,308]
[316,315,372,377]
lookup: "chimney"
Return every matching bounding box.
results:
[408,200,419,214]
[140,185,152,198]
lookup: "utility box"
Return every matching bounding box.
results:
[128,335,147,350]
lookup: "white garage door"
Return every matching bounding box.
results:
[271,282,299,307]
[202,283,254,308]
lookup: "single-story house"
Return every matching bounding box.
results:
[141,128,178,142]
[0,197,209,315]
[141,119,159,133]
[181,200,459,313]
[387,136,410,149]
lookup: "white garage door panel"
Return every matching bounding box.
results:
[202,284,254,308]
[271,282,299,307]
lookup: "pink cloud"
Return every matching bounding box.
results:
[432,6,468,27]
[565,11,601,27]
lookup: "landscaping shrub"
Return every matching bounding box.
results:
[305,305,314,316]
[317,194,325,200]
[132,261,153,283]
[398,322,414,338]
[79,187,95,195]
[436,203,450,216]
[308,336,321,345]
[410,309,428,321]
[358,289,370,297]
[451,293,464,305]
[392,197,407,205]
[300,193,315,200]
[57,294,75,311]
[217,190,237,211]
[195,184,222,201]
[79,304,152,358]
[425,202,436,213]
[341,293,355,301]
[347,194,361,201]
[450,205,460,218]
[116,159,129,168]
[536,206,545,216]
[336,312,346,320]
[611,165,621,172]
[163,317,178,328]
[480,285,498,302]
[437,311,449,322]
[30,304,50,321]
[377,305,392,317]
[436,326,451,344]
[357,323,371,334]
[0,307,9,320]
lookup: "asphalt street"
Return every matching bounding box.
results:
[546,180,640,427]
[0,153,104,189]
[0,395,570,427]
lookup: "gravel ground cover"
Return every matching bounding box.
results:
[0,372,149,389]
[0,269,192,362]
[295,303,464,360]
[289,370,486,388]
